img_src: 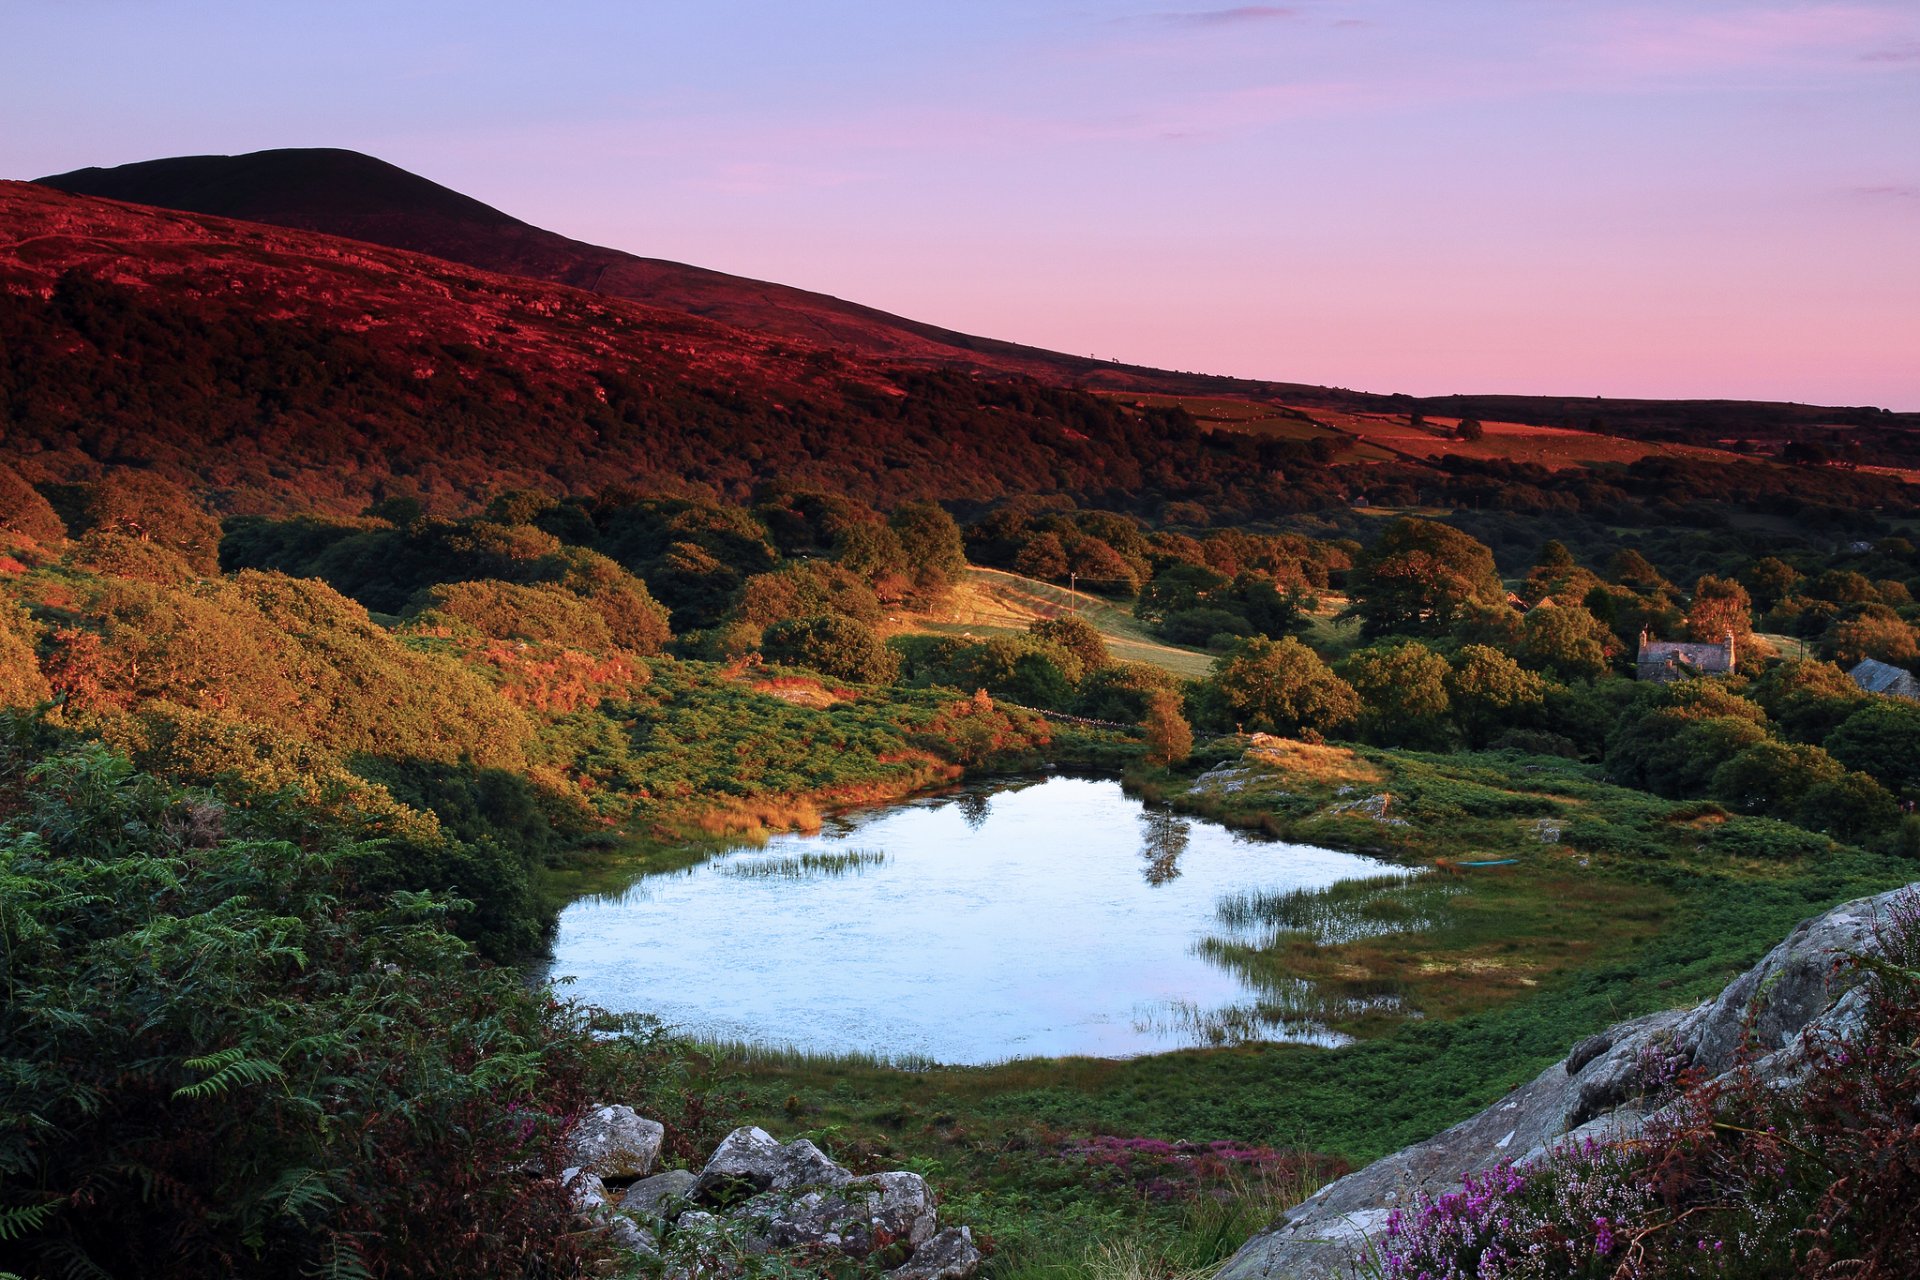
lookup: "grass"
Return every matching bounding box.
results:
[898,567,1216,680]
[1211,873,1455,945]
[668,741,1915,1277]
[717,847,891,879]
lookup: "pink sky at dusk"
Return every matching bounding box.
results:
[5,1,1917,407]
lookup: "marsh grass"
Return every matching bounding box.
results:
[1212,873,1463,946]
[990,1160,1329,1280]
[718,847,891,879]
[692,1038,941,1072]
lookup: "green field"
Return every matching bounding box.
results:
[900,566,1218,680]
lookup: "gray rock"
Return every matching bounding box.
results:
[605,1216,660,1257]
[694,1127,787,1203]
[624,1168,700,1216]
[563,1166,659,1256]
[735,1170,937,1259]
[569,1104,665,1178]
[563,1166,610,1212]
[675,1208,721,1233]
[889,1227,982,1280]
[1216,883,1917,1280]
[772,1137,854,1190]
[694,1127,859,1205]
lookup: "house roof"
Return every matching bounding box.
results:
[1849,657,1920,696]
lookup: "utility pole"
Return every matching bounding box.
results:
[1069,572,1079,613]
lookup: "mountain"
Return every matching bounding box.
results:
[3,175,1913,522]
[37,150,1920,464]
[35,148,1175,387]
[0,179,1327,515]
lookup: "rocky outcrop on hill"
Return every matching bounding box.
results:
[561,1120,981,1280]
[1216,883,1916,1280]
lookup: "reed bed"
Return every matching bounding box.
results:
[1212,872,1462,945]
[717,847,891,879]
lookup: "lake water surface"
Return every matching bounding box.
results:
[548,775,1404,1063]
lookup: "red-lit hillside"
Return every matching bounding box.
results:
[0,180,1314,514]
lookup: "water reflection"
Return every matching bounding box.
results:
[955,790,993,831]
[549,776,1405,1063]
[1138,808,1191,885]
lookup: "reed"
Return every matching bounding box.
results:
[717,847,891,879]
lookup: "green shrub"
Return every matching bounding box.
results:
[0,739,643,1278]
[1703,815,1834,860]
[762,613,902,684]
[408,578,615,648]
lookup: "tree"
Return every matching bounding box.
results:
[1142,690,1193,766]
[81,471,222,572]
[1743,557,1804,612]
[1605,549,1672,595]
[1446,645,1549,748]
[0,595,49,708]
[1341,642,1453,750]
[1012,532,1069,581]
[1685,574,1754,645]
[1454,418,1485,441]
[1134,562,1231,624]
[888,501,967,600]
[1074,661,1181,722]
[1606,682,1770,797]
[1518,603,1618,681]
[1343,518,1505,637]
[1750,659,1866,744]
[1709,740,1844,816]
[1826,700,1920,792]
[1030,615,1111,671]
[1795,771,1899,842]
[0,463,65,545]
[1823,606,1920,667]
[968,637,1084,708]
[1205,637,1359,737]
[761,614,902,685]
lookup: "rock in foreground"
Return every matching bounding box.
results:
[1217,883,1916,1280]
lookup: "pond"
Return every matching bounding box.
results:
[548,775,1411,1064]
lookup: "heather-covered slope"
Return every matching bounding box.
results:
[36,148,1154,382]
[38,149,1920,463]
[0,180,1276,514]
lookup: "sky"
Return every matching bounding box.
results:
[5,1,1918,407]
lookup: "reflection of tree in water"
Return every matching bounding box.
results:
[1139,808,1191,885]
[956,790,993,831]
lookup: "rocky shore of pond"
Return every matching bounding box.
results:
[558,1108,981,1280]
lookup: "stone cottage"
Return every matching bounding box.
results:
[1636,630,1735,682]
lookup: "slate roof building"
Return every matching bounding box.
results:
[1636,630,1736,682]
[1848,657,1920,700]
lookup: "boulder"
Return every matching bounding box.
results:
[562,1166,658,1256]
[889,1227,982,1280]
[568,1104,665,1178]
[562,1166,610,1212]
[735,1170,937,1259]
[695,1127,859,1204]
[1216,883,1917,1280]
[623,1168,699,1216]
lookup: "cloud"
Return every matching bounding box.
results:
[1860,42,1920,62]
[1854,184,1920,200]
[1588,5,1916,75]
[1147,7,1297,29]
